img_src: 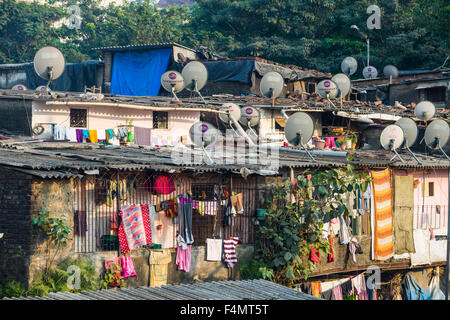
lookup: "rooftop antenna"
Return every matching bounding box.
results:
[395,117,421,165]
[331,73,351,107]
[350,25,370,67]
[317,79,339,108]
[218,103,255,145]
[424,119,450,161]
[383,65,399,84]
[33,46,66,93]
[362,66,378,79]
[189,121,220,164]
[12,84,27,91]
[380,124,405,163]
[415,101,436,123]
[182,61,208,104]
[284,112,316,162]
[260,72,284,106]
[239,106,260,141]
[161,71,184,104]
[341,57,358,76]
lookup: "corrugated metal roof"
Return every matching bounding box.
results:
[0,141,447,178]
[92,42,196,53]
[3,279,320,300]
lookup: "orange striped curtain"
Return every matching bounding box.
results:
[370,168,394,260]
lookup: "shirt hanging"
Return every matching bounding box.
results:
[223,237,239,268]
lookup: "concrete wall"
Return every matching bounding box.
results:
[31,100,200,143]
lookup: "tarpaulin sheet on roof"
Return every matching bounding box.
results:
[195,60,320,86]
[24,60,102,92]
[111,49,171,96]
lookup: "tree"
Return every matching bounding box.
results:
[188,0,449,73]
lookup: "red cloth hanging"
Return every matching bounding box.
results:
[328,236,335,262]
[310,247,320,263]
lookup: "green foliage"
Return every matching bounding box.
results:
[100,262,125,289]
[0,280,28,298]
[239,259,273,280]
[0,258,101,298]
[0,0,447,71]
[28,257,101,297]
[31,210,71,249]
[252,166,368,287]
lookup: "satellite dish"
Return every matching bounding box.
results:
[317,80,339,99]
[35,85,47,92]
[396,117,422,164]
[380,124,405,162]
[395,118,418,149]
[218,103,241,123]
[383,65,399,79]
[182,61,208,103]
[260,72,284,104]
[189,122,219,163]
[239,106,260,141]
[161,71,184,102]
[363,66,378,79]
[414,101,436,121]
[12,84,27,91]
[341,57,358,76]
[239,107,260,127]
[33,46,66,91]
[331,73,351,98]
[284,112,317,161]
[424,120,450,161]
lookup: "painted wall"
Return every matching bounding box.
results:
[405,169,449,235]
[31,100,200,144]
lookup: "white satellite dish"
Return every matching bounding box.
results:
[380,124,405,162]
[182,61,208,103]
[341,57,358,76]
[161,71,184,102]
[424,119,450,161]
[362,66,378,79]
[383,65,399,79]
[395,117,421,164]
[239,106,260,140]
[414,101,436,122]
[260,72,284,105]
[284,112,316,161]
[331,73,351,98]
[33,46,66,91]
[317,79,339,101]
[12,84,27,91]
[189,122,219,163]
[35,85,47,92]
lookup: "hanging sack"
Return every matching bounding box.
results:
[121,256,137,278]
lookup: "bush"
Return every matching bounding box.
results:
[0,280,28,298]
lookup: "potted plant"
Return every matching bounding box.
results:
[101,263,125,289]
[351,135,358,150]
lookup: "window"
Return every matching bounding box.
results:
[153,111,168,129]
[306,83,316,94]
[70,108,87,128]
[424,181,435,197]
[419,87,446,103]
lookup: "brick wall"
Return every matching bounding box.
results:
[0,167,33,284]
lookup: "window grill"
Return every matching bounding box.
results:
[70,108,87,128]
[73,171,260,253]
[153,111,168,129]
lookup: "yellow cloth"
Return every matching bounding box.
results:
[370,169,394,261]
[198,201,205,216]
[394,175,415,254]
[88,130,98,143]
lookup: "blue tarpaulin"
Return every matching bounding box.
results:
[111,49,172,96]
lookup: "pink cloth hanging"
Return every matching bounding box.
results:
[118,204,152,254]
[325,137,336,148]
[176,245,192,272]
[121,256,137,278]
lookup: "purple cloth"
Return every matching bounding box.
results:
[76,129,84,143]
[332,285,343,300]
[134,126,151,146]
